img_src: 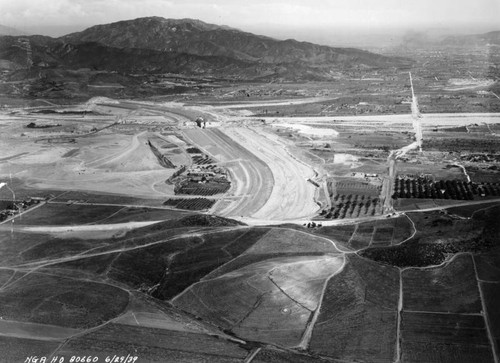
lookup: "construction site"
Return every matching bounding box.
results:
[0,50,500,363]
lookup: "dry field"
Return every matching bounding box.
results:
[401,312,494,363]
[309,254,399,362]
[402,254,481,313]
[173,254,344,347]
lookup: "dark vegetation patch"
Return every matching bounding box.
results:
[191,154,215,165]
[175,180,230,196]
[153,228,267,300]
[393,177,500,200]
[50,190,166,206]
[186,147,202,154]
[97,206,192,223]
[148,140,175,168]
[424,137,500,153]
[447,201,500,218]
[402,254,482,313]
[439,126,468,132]
[62,148,80,158]
[109,235,203,290]
[53,221,262,301]
[309,254,399,361]
[163,197,215,210]
[35,218,247,285]
[15,203,190,225]
[400,312,494,363]
[359,207,499,267]
[0,273,129,329]
[14,203,124,225]
[25,121,61,128]
[32,109,100,115]
[175,214,244,227]
[321,188,384,219]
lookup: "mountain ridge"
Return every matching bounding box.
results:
[60,16,405,68]
[0,16,412,93]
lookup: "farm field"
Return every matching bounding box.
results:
[481,282,500,354]
[402,254,482,313]
[173,254,344,347]
[400,312,494,363]
[9,202,186,225]
[0,84,499,362]
[0,272,129,329]
[309,254,399,361]
[311,215,413,251]
[56,323,250,362]
[243,227,339,254]
[163,197,215,210]
[474,247,500,282]
[360,205,499,267]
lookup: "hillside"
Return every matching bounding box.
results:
[442,30,500,47]
[62,17,402,68]
[0,17,411,97]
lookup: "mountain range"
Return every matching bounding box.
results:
[0,17,409,82]
[441,31,500,47]
[0,24,27,36]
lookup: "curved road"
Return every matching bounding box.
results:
[183,128,274,218]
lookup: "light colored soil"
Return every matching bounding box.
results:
[0,319,81,340]
[224,127,318,220]
[272,123,339,137]
[183,127,274,218]
[174,254,344,347]
[244,113,500,131]
[1,221,160,237]
[0,118,175,199]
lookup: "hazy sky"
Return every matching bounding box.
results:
[1,0,499,39]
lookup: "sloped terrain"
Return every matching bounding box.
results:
[0,16,409,86]
[0,199,499,361]
[62,17,404,67]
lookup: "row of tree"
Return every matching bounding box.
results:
[322,195,383,219]
[393,178,500,200]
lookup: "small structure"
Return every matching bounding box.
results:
[195,117,206,128]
